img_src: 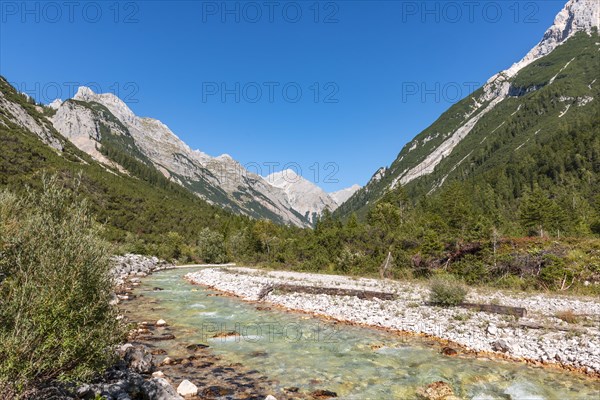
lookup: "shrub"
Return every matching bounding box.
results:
[0,177,124,397]
[428,275,468,307]
[555,310,579,324]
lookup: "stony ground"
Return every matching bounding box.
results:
[186,267,600,378]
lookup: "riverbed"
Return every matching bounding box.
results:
[123,268,600,399]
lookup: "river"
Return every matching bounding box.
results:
[122,268,600,399]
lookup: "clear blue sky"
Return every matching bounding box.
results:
[0,0,566,191]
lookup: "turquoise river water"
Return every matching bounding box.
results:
[125,268,600,399]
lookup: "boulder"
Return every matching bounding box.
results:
[122,344,153,374]
[156,319,168,327]
[492,339,511,353]
[143,378,183,400]
[177,380,198,397]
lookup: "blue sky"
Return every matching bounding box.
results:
[0,1,566,191]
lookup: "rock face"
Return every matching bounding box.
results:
[0,81,63,150]
[50,98,117,167]
[501,0,600,79]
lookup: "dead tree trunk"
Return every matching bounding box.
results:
[379,251,394,279]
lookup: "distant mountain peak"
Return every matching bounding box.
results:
[265,170,361,223]
[330,184,361,206]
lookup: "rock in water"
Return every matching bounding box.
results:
[311,389,338,398]
[265,396,278,400]
[161,357,175,366]
[156,319,168,327]
[416,381,460,400]
[441,347,458,356]
[177,380,198,397]
[201,386,234,397]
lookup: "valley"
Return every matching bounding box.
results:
[1,0,599,399]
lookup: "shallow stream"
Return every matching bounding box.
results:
[123,268,599,399]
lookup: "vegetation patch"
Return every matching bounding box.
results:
[428,275,468,307]
[0,176,125,397]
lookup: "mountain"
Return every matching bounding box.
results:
[336,0,600,219]
[0,76,256,249]
[266,169,338,224]
[50,87,313,227]
[265,170,361,223]
[330,184,361,206]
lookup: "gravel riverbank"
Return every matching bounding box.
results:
[186,267,600,378]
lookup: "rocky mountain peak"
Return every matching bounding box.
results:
[267,169,301,185]
[73,86,137,125]
[480,0,598,103]
[492,0,599,83]
[329,184,361,206]
[48,98,63,110]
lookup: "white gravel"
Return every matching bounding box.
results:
[186,267,600,376]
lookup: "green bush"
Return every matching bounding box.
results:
[0,177,124,397]
[428,275,468,307]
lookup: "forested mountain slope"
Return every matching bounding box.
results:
[0,77,255,254]
[337,0,599,225]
